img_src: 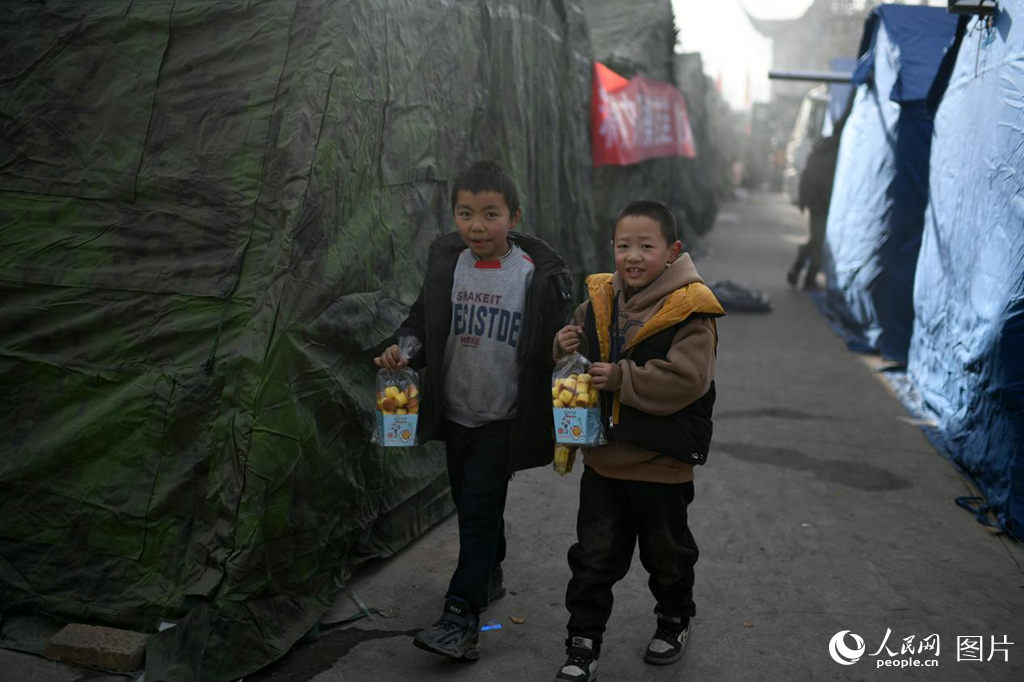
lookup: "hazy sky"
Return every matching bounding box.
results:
[672,0,945,109]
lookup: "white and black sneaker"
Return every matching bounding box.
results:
[555,636,599,681]
[644,618,691,665]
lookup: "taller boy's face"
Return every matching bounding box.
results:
[613,215,682,290]
[454,190,520,260]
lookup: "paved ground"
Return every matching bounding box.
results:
[5,192,1023,681]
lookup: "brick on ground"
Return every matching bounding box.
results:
[45,623,148,672]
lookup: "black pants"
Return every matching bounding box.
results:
[565,466,698,643]
[443,419,512,614]
[792,208,827,286]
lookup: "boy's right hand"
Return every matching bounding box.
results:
[556,325,583,354]
[374,344,407,369]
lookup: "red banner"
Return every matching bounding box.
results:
[591,61,697,167]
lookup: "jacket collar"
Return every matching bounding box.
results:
[585,272,724,361]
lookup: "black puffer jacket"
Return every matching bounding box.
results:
[394,231,572,474]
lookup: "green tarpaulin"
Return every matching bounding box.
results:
[1,1,726,679]
[0,1,596,679]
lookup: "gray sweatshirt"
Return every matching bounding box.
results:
[441,244,535,427]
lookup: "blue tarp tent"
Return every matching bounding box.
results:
[823,5,958,362]
[909,4,1024,540]
[823,56,856,137]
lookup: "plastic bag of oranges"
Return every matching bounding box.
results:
[372,337,422,447]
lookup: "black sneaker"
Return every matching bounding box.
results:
[644,618,691,665]
[488,565,507,603]
[413,599,480,660]
[555,636,599,681]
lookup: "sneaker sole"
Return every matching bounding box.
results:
[644,648,685,665]
[413,636,480,661]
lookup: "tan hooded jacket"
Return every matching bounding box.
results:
[554,254,723,483]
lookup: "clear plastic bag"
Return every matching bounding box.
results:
[372,337,422,447]
[553,444,577,475]
[551,352,606,447]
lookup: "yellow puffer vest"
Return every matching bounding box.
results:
[585,273,724,426]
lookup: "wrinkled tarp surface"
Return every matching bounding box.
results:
[0,1,597,679]
[823,5,958,362]
[586,0,720,256]
[908,5,1024,540]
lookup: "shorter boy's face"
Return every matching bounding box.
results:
[613,215,682,290]
[453,190,521,260]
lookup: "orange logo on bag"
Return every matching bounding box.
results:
[401,430,412,440]
[571,425,582,438]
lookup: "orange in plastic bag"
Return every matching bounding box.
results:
[372,337,422,447]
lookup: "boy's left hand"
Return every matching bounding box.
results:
[589,362,622,391]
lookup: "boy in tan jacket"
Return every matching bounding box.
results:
[552,200,724,682]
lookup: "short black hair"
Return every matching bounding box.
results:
[614,199,677,246]
[450,160,521,216]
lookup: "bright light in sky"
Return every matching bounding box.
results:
[673,0,797,109]
[673,0,946,110]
